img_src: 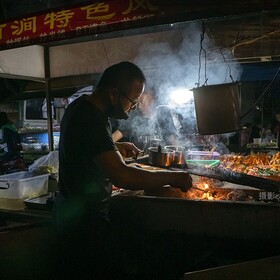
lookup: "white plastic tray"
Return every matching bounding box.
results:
[0,171,49,199]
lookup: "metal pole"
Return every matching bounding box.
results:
[44,46,54,151]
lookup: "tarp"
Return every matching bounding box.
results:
[240,62,280,98]
[241,62,280,82]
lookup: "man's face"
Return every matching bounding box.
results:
[121,79,145,114]
[109,80,145,119]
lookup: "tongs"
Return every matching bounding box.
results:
[124,150,146,164]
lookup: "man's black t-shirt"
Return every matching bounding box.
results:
[59,95,117,206]
[55,96,125,277]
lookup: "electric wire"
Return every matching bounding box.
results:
[241,66,280,119]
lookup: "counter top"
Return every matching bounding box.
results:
[247,143,279,152]
[19,127,60,134]
[0,208,51,232]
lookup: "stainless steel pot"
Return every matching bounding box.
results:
[192,83,242,135]
[148,146,175,167]
[164,146,185,165]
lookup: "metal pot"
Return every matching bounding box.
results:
[148,146,175,167]
[192,83,242,135]
[164,145,185,165]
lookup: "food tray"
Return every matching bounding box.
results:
[0,171,49,199]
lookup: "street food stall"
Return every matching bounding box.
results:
[0,0,280,279]
[109,150,280,278]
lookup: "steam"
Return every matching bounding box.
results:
[133,22,242,103]
[120,21,242,153]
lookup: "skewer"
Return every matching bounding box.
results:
[191,186,209,193]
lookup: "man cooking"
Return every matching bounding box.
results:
[53,61,192,279]
[115,88,180,151]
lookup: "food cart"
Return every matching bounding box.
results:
[0,0,280,279]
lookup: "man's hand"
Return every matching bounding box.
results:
[115,142,142,159]
[181,172,193,192]
[174,172,193,192]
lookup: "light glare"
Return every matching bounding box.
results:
[170,88,193,105]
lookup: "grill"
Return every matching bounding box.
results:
[111,158,280,279]
[119,156,280,240]
[184,166,280,193]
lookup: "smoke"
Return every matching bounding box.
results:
[121,21,242,151]
[133,21,242,104]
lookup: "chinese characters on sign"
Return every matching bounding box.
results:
[0,0,159,50]
[259,191,280,202]
[11,17,37,35]
[44,10,75,30]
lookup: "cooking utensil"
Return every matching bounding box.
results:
[148,146,175,167]
[125,154,148,164]
[164,145,185,165]
[192,186,210,193]
[192,82,242,134]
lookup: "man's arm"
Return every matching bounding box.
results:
[94,150,192,193]
[112,130,123,142]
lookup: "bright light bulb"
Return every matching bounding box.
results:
[169,88,193,105]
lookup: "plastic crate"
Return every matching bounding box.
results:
[0,171,49,199]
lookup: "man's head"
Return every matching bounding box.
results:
[97,61,146,119]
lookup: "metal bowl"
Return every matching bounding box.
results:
[148,147,175,167]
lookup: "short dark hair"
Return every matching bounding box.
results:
[97,61,146,93]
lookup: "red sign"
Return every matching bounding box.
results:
[0,0,161,50]
[1,0,280,51]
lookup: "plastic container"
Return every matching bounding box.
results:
[185,151,220,168]
[186,159,220,168]
[0,171,49,199]
[186,150,220,160]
